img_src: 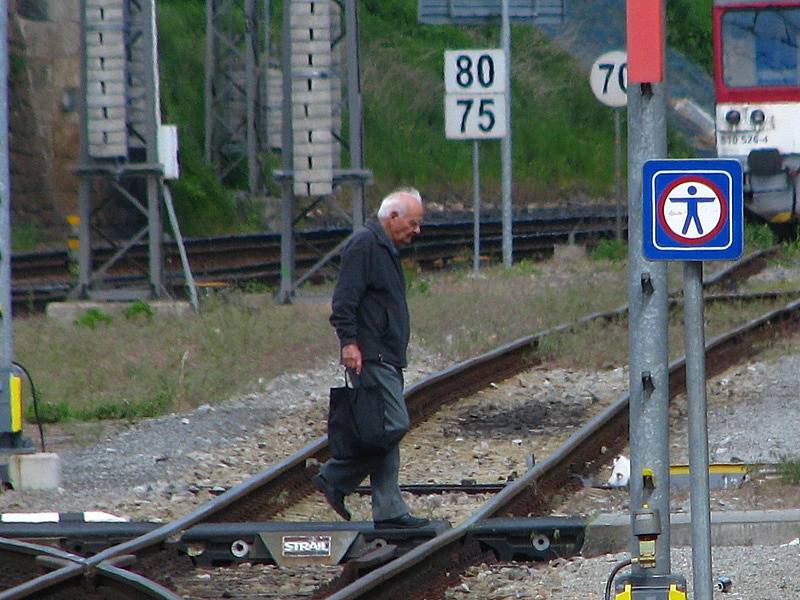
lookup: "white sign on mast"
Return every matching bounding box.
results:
[589,50,628,108]
[444,49,507,139]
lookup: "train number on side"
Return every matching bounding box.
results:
[718,133,769,146]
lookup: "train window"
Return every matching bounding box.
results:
[722,8,800,88]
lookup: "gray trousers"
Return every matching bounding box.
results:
[320,360,410,521]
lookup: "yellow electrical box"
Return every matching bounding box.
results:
[10,373,22,433]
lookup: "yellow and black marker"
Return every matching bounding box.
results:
[614,573,687,599]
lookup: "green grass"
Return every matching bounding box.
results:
[667,0,713,73]
[157,1,241,235]
[591,239,627,262]
[10,221,46,252]
[15,295,337,422]
[745,222,777,252]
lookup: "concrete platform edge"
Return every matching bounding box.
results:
[583,509,800,556]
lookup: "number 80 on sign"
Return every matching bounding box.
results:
[444,49,507,140]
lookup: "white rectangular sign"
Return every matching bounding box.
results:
[444,49,506,94]
[444,49,507,140]
[445,93,507,139]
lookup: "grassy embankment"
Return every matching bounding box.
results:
[9,0,713,250]
[154,0,716,234]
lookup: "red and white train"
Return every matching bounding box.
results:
[714,0,800,222]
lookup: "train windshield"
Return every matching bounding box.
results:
[722,7,800,88]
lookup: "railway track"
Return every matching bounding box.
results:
[0,246,793,599]
[10,209,623,311]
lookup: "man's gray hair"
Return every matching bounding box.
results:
[377,188,423,220]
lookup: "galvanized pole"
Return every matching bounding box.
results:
[144,0,162,298]
[614,108,623,240]
[204,0,216,164]
[684,261,714,600]
[278,0,295,303]
[262,0,271,156]
[0,0,13,438]
[345,0,366,229]
[472,140,480,273]
[500,0,513,267]
[78,0,91,298]
[627,82,671,574]
[245,0,259,194]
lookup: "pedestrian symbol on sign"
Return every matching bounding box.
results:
[658,177,727,244]
[643,159,743,261]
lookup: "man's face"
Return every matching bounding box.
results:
[387,196,424,246]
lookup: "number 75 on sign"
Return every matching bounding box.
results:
[444,49,508,140]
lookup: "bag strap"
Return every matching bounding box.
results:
[343,368,363,388]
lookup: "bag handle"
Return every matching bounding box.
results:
[343,368,363,388]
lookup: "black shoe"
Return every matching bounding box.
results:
[374,513,430,529]
[312,473,351,521]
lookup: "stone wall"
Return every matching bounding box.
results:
[9,0,81,236]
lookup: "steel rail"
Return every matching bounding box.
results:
[0,537,185,600]
[324,295,800,599]
[0,247,776,598]
[11,213,624,284]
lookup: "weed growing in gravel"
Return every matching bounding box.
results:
[123,300,154,320]
[745,222,776,252]
[777,455,800,485]
[590,239,627,262]
[75,308,113,329]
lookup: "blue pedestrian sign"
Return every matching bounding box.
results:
[643,159,743,261]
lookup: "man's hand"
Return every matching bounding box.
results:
[341,344,362,375]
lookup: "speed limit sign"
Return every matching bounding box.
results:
[444,49,507,140]
[590,50,628,108]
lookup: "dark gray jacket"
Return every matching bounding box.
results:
[330,220,410,368]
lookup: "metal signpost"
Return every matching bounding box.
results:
[421,0,566,269]
[500,0,513,267]
[643,158,744,600]
[622,1,678,598]
[444,49,507,272]
[589,50,627,240]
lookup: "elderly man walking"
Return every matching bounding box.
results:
[313,188,429,529]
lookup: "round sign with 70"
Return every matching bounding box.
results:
[590,50,628,108]
[444,49,507,140]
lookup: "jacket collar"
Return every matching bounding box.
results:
[366,219,399,256]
